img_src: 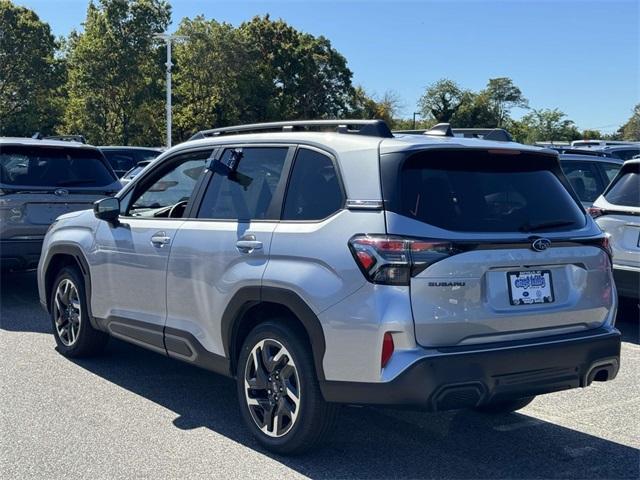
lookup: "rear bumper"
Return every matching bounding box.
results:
[0,239,44,270]
[321,327,621,410]
[613,266,639,299]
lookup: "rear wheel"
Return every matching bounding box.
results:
[474,396,535,414]
[236,321,337,454]
[50,266,108,357]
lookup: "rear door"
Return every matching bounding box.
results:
[165,146,292,358]
[381,148,613,347]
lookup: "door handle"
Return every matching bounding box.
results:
[236,235,263,253]
[150,231,171,247]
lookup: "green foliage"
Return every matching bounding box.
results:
[349,87,403,126]
[0,0,64,136]
[508,108,581,144]
[418,79,464,122]
[172,14,355,138]
[618,104,640,141]
[63,0,171,145]
[483,77,528,127]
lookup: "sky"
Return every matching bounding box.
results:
[16,0,640,132]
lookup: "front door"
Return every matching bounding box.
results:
[90,149,212,349]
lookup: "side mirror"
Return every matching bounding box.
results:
[94,197,120,224]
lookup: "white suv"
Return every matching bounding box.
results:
[38,120,621,454]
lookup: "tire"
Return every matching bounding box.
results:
[474,396,535,414]
[50,266,108,358]
[236,321,337,455]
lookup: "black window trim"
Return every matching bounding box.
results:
[278,145,347,224]
[190,143,297,223]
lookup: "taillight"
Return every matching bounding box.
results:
[348,235,458,285]
[587,207,606,218]
[381,332,394,368]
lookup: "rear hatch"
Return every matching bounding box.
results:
[1,144,121,238]
[380,147,614,347]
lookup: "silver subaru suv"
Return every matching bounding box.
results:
[37,120,621,454]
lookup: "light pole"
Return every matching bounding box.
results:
[412,112,421,130]
[154,33,187,148]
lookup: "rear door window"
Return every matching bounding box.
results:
[560,161,601,202]
[391,150,585,233]
[197,147,288,220]
[282,148,344,220]
[0,146,116,187]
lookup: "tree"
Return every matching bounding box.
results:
[63,0,171,145]
[618,104,640,141]
[349,87,402,126]
[509,108,580,144]
[418,79,464,123]
[239,15,354,122]
[483,77,528,127]
[0,1,64,136]
[451,91,497,128]
[172,17,252,139]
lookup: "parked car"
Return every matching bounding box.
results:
[589,160,640,300]
[1,137,121,270]
[571,139,637,148]
[120,160,152,186]
[99,146,162,177]
[589,145,640,161]
[559,154,623,207]
[38,120,620,454]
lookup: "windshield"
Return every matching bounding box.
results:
[388,149,585,233]
[604,168,639,207]
[0,145,116,187]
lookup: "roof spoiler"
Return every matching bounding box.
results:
[189,119,394,140]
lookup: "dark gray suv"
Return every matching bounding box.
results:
[1,137,121,270]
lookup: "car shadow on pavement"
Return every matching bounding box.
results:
[65,338,639,480]
[0,270,52,334]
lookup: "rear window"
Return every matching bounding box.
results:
[391,150,585,233]
[604,166,639,207]
[0,146,116,187]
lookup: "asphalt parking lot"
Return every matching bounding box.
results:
[1,270,638,479]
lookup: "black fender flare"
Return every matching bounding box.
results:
[42,244,101,330]
[221,286,327,382]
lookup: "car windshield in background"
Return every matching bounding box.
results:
[101,149,160,174]
[604,168,639,207]
[395,150,585,233]
[0,146,116,187]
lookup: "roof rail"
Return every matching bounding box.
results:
[392,125,513,142]
[189,119,393,141]
[45,134,87,144]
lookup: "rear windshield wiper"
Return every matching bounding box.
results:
[518,220,576,232]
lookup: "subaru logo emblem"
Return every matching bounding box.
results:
[531,238,551,252]
[54,188,69,197]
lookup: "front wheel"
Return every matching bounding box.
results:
[50,266,108,357]
[236,321,337,454]
[474,396,535,414]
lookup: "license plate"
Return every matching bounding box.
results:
[507,270,554,305]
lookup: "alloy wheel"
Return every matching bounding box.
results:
[53,278,81,346]
[244,339,301,438]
